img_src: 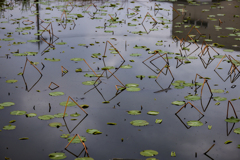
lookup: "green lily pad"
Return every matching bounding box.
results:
[38,115,55,120]
[49,92,64,96]
[155,119,162,124]
[60,134,70,139]
[225,116,240,123]
[126,83,139,87]
[130,120,149,126]
[27,39,40,42]
[44,58,60,62]
[75,68,82,72]
[211,89,224,93]
[208,125,212,130]
[213,96,227,101]
[187,56,198,59]
[126,87,141,92]
[140,150,158,157]
[147,111,159,115]
[49,152,67,159]
[26,113,37,117]
[54,113,68,118]
[59,101,77,107]
[2,38,14,41]
[223,49,234,52]
[6,79,18,83]
[67,136,86,143]
[70,112,81,117]
[175,86,184,89]
[0,102,15,107]
[148,75,157,78]
[224,140,232,144]
[3,124,16,130]
[136,75,145,79]
[10,110,27,115]
[174,80,185,83]
[234,128,240,134]
[19,137,29,140]
[78,44,86,46]
[75,158,94,160]
[130,53,142,57]
[107,122,117,125]
[127,110,141,115]
[84,73,102,77]
[0,106,4,109]
[49,122,62,128]
[82,81,98,85]
[171,151,176,157]
[56,42,67,45]
[184,95,201,101]
[86,129,102,135]
[171,82,180,86]
[187,120,203,126]
[70,58,84,61]
[171,101,185,106]
[213,55,225,58]
[120,65,132,69]
[101,66,114,70]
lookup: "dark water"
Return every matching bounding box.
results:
[0,0,240,159]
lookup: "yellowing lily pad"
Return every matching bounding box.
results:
[130,120,149,126]
[187,120,203,126]
[3,124,16,130]
[26,113,37,117]
[10,110,27,115]
[49,152,67,159]
[6,79,18,83]
[49,92,64,96]
[127,110,141,115]
[59,101,77,107]
[49,122,62,128]
[171,101,185,106]
[86,129,102,135]
[140,150,158,157]
[147,111,159,115]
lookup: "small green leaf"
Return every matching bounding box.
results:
[171,151,176,157]
[140,150,158,157]
[107,122,117,125]
[54,113,68,118]
[147,111,159,115]
[130,120,149,126]
[224,140,232,144]
[70,112,81,117]
[49,122,62,128]
[225,116,240,123]
[208,125,212,130]
[10,110,27,115]
[3,124,16,130]
[184,95,201,101]
[6,79,18,83]
[60,134,70,139]
[127,110,141,115]
[49,92,64,96]
[38,115,55,120]
[86,129,102,135]
[171,101,185,106]
[213,96,227,101]
[48,152,67,159]
[155,119,162,124]
[67,136,86,143]
[59,101,77,107]
[187,120,203,126]
[19,137,29,140]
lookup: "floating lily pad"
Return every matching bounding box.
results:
[26,113,37,117]
[101,66,114,70]
[213,55,225,58]
[70,112,81,117]
[136,75,145,79]
[213,96,227,101]
[223,49,234,52]
[44,58,60,62]
[183,83,194,87]
[86,129,102,135]
[6,79,18,83]
[234,128,240,134]
[184,95,201,101]
[187,120,203,126]
[126,83,139,87]
[54,113,68,118]
[0,102,15,107]
[120,65,132,69]
[225,116,240,123]
[148,75,157,78]
[67,136,86,143]
[2,38,14,41]
[224,140,232,144]
[187,56,198,59]
[130,120,149,126]
[38,115,55,120]
[208,125,212,130]
[19,137,29,140]
[127,110,141,115]
[147,111,159,115]
[211,89,224,93]
[130,53,142,57]
[82,81,98,85]
[140,150,158,157]
[171,151,176,157]
[60,134,70,139]
[171,101,185,106]
[27,39,40,42]
[59,101,77,107]
[49,92,64,96]
[75,158,94,160]
[126,87,141,92]
[107,122,117,125]
[155,119,162,124]
[10,110,27,115]
[49,152,67,159]
[3,124,16,130]
[49,122,62,128]
[56,42,67,45]
[70,58,84,61]
[75,68,82,72]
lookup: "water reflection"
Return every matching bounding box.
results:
[63,114,88,134]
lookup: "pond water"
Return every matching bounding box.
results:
[0,0,240,159]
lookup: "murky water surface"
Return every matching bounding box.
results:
[0,0,240,159]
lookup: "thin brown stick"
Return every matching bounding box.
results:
[170,6,180,15]
[40,37,54,47]
[107,69,125,88]
[175,102,204,116]
[61,66,68,74]
[65,134,77,148]
[104,41,125,61]
[204,144,215,154]
[142,12,157,24]
[127,8,138,14]
[108,14,115,21]
[214,55,226,70]
[48,82,59,89]
[77,134,89,157]
[83,59,98,76]
[23,57,42,75]
[227,100,238,118]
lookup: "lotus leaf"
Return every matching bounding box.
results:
[10,110,27,115]
[70,112,81,117]
[70,58,84,61]
[44,58,60,62]
[67,136,86,143]
[3,38,14,41]
[140,150,158,157]
[211,89,224,93]
[130,120,149,126]
[127,110,141,115]
[82,81,98,85]
[26,113,37,117]
[155,119,162,124]
[75,158,94,160]
[38,115,55,120]
[126,87,141,92]
[60,134,70,139]
[27,39,40,42]
[126,83,139,87]
[86,129,102,135]
[147,111,159,115]
[225,116,240,123]
[3,124,16,130]
[120,65,132,69]
[184,95,201,101]
[171,101,185,106]
[0,102,15,107]
[49,122,62,128]
[56,42,67,45]
[101,66,114,70]
[213,96,227,101]
[130,53,142,57]
[107,122,117,125]
[6,80,18,83]
[54,113,68,118]
[49,92,64,96]
[224,140,232,144]
[49,152,67,159]
[187,120,203,126]
[171,151,176,157]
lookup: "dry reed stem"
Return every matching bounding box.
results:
[22,20,34,25]
[204,144,215,154]
[48,82,59,89]
[61,66,68,74]
[63,96,88,117]
[107,69,125,88]
[142,12,157,24]
[108,14,115,21]
[214,55,226,70]
[170,6,180,15]
[227,100,238,118]
[83,59,98,76]
[127,8,138,14]
[23,57,42,75]
[175,102,204,116]
[156,64,173,80]
[104,41,125,61]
